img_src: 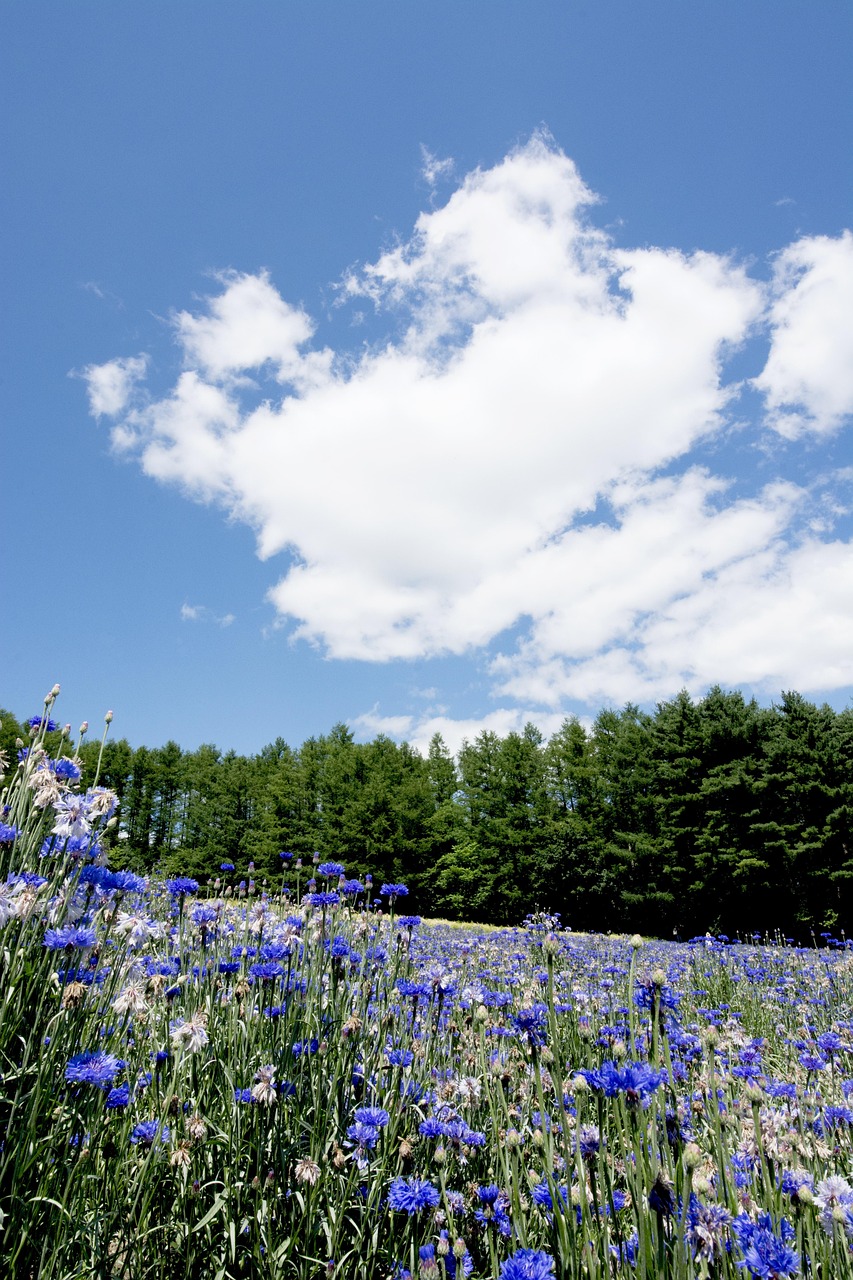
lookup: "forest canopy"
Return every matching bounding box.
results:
[3,687,850,941]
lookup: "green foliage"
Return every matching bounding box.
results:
[5,687,851,938]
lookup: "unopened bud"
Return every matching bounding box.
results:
[105,710,114,724]
[651,968,667,987]
[630,934,644,949]
[80,722,88,734]
[682,1143,703,1171]
[452,1239,467,1260]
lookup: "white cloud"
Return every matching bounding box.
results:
[84,137,853,715]
[755,231,853,437]
[81,354,148,418]
[350,705,567,757]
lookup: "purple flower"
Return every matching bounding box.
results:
[0,823,20,843]
[318,862,345,878]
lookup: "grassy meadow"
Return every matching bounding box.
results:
[2,697,853,1278]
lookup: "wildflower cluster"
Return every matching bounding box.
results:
[4,693,853,1278]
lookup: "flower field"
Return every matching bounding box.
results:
[2,700,853,1278]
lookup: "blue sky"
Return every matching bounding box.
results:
[3,2,852,755]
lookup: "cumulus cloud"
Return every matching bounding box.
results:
[83,136,853,721]
[755,231,853,437]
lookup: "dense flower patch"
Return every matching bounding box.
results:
[1,694,853,1277]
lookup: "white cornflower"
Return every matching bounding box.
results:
[0,880,25,929]
[87,787,118,820]
[170,1012,209,1055]
[52,795,92,840]
[113,981,149,1018]
[251,1065,278,1107]
[114,911,163,947]
[294,1157,321,1186]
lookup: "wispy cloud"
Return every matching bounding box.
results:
[420,145,454,191]
[84,136,853,717]
[180,603,235,627]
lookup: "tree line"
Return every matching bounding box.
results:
[2,687,851,940]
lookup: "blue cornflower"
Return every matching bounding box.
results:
[307,891,340,908]
[397,979,432,1000]
[130,1120,170,1146]
[279,851,293,861]
[419,1118,447,1139]
[512,1005,549,1049]
[354,1107,390,1128]
[105,1083,131,1109]
[220,862,235,872]
[397,915,421,929]
[531,1181,569,1214]
[65,1050,122,1090]
[27,715,59,732]
[318,862,346,878]
[166,877,199,897]
[111,870,147,894]
[439,1231,474,1278]
[732,1213,799,1278]
[498,1248,555,1279]
[11,870,48,889]
[341,879,365,895]
[44,924,98,951]
[346,1122,380,1150]
[191,905,218,927]
[387,1176,440,1213]
[386,1048,414,1067]
[816,1031,845,1056]
[292,1039,319,1058]
[578,1060,666,1105]
[0,823,20,843]
[250,961,285,983]
[380,883,409,899]
[53,758,81,781]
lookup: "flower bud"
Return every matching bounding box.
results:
[682,1143,703,1171]
[630,934,643,949]
[105,710,114,724]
